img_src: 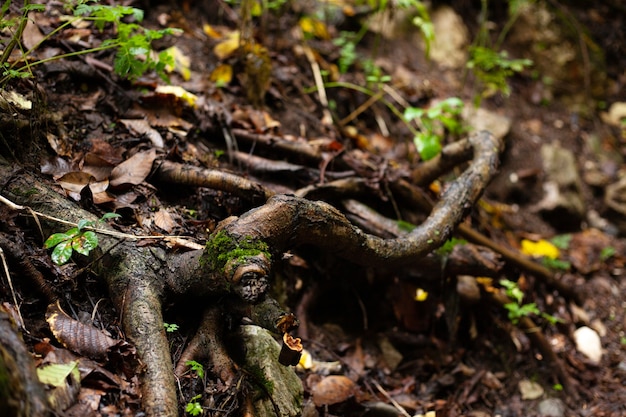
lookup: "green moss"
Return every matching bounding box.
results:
[203,230,271,273]
[247,363,274,399]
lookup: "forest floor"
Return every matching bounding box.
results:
[1,1,625,416]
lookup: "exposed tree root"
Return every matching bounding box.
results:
[0,130,506,416]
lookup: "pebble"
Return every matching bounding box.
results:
[537,398,565,417]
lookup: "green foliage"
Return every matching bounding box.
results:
[404,97,465,160]
[541,257,571,271]
[43,213,121,265]
[0,0,179,85]
[500,279,562,325]
[333,31,359,74]
[600,246,616,261]
[185,360,205,379]
[550,234,572,250]
[407,1,434,58]
[163,322,179,333]
[185,394,203,416]
[467,46,532,99]
[436,238,468,256]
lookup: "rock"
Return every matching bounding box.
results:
[532,143,585,229]
[428,6,469,68]
[537,398,565,417]
[519,379,544,400]
[601,102,626,127]
[239,325,303,417]
[573,326,602,364]
[462,106,512,141]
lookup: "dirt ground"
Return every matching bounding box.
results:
[1,1,625,416]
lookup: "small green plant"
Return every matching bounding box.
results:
[0,1,179,85]
[600,246,616,261]
[185,394,203,416]
[550,234,572,250]
[467,46,532,99]
[43,213,121,265]
[541,257,571,271]
[436,237,468,256]
[404,97,466,160]
[163,322,179,333]
[185,360,205,379]
[465,0,533,103]
[500,279,562,325]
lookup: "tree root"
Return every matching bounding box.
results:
[0,130,504,416]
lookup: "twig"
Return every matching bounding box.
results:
[0,247,26,331]
[370,379,412,417]
[0,194,196,242]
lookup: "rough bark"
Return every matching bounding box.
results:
[0,129,502,416]
[216,131,501,267]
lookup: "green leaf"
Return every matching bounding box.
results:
[44,233,71,249]
[600,246,616,261]
[37,361,80,387]
[77,219,95,231]
[403,107,423,122]
[436,238,467,256]
[51,240,73,265]
[414,133,441,161]
[65,227,80,238]
[185,360,205,379]
[185,400,203,416]
[23,3,46,12]
[550,234,572,250]
[100,212,122,221]
[72,231,98,256]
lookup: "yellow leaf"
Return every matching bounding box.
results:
[297,348,313,370]
[476,277,496,292]
[214,31,240,60]
[520,239,560,260]
[414,288,428,302]
[160,46,191,81]
[299,16,330,40]
[155,85,198,107]
[37,361,80,387]
[210,64,233,86]
[203,23,222,39]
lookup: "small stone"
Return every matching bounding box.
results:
[537,398,565,417]
[573,326,602,364]
[519,379,544,400]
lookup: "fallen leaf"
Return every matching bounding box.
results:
[213,30,240,60]
[109,149,158,187]
[210,63,233,86]
[161,45,192,80]
[520,239,560,260]
[154,208,176,233]
[120,119,164,148]
[154,85,198,108]
[46,302,119,359]
[311,375,356,407]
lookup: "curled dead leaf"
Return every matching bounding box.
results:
[109,149,158,187]
[46,301,119,359]
[311,375,356,407]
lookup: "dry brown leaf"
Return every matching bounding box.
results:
[57,171,96,200]
[311,375,356,407]
[109,149,157,187]
[153,208,176,233]
[120,119,164,148]
[46,301,119,359]
[22,12,45,50]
